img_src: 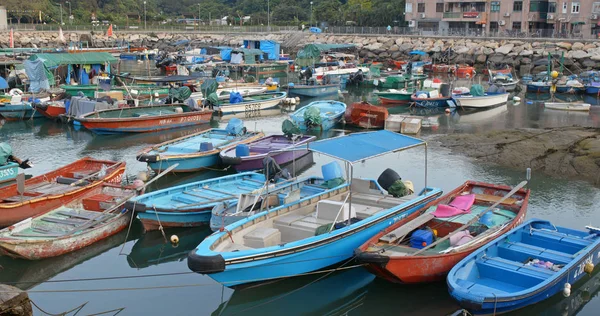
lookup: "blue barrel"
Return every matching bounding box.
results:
[236,144,250,157]
[322,161,343,181]
[200,142,214,152]
[65,99,71,114]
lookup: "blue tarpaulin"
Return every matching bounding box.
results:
[259,40,280,60]
[409,50,427,56]
[308,130,425,163]
[310,27,322,33]
[0,77,8,89]
[24,59,51,92]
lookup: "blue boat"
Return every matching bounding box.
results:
[136,119,264,173]
[126,172,326,231]
[187,130,443,287]
[411,93,454,108]
[526,81,552,93]
[0,162,19,184]
[0,102,45,121]
[447,219,600,315]
[287,83,340,97]
[290,100,346,131]
[585,82,600,95]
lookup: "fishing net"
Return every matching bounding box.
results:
[469,84,485,97]
[168,86,192,102]
[303,106,322,127]
[387,180,411,198]
[282,119,302,137]
[0,143,12,165]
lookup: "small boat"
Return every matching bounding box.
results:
[125,172,306,231]
[0,183,138,260]
[411,82,454,108]
[585,82,600,95]
[489,73,519,92]
[526,81,552,93]
[0,157,126,227]
[374,89,414,105]
[60,84,170,99]
[290,100,346,131]
[453,93,510,109]
[215,92,287,115]
[0,101,44,121]
[286,83,339,97]
[454,65,476,79]
[345,101,389,129]
[220,134,315,172]
[447,219,600,314]
[187,131,444,287]
[544,102,591,111]
[34,101,66,120]
[355,180,529,284]
[555,77,586,94]
[430,64,454,73]
[209,175,334,231]
[136,119,264,173]
[74,104,213,135]
[0,163,19,184]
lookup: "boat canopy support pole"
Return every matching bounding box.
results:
[348,162,353,226]
[424,143,428,193]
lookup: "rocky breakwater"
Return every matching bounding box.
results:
[2,30,600,73]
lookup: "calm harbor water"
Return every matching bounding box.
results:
[2,68,600,315]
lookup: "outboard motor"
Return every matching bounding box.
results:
[348,69,364,85]
[263,156,290,182]
[377,168,401,192]
[299,67,313,83]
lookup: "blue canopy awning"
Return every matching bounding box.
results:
[409,50,427,56]
[308,130,425,164]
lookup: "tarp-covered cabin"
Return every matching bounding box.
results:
[243,40,280,61]
[230,48,266,65]
[295,44,356,67]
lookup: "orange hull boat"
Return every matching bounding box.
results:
[355,181,529,284]
[345,101,389,129]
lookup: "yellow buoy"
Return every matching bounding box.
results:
[170,235,179,245]
[584,262,595,274]
[551,70,559,79]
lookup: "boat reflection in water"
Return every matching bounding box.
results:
[127,227,212,269]
[452,104,509,124]
[212,267,375,316]
[0,225,141,290]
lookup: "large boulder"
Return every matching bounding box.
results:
[568,50,590,59]
[484,41,499,49]
[488,53,505,63]
[520,50,534,56]
[389,45,399,52]
[483,47,495,55]
[584,43,597,51]
[495,43,515,55]
[399,43,413,52]
[556,42,572,50]
[581,58,596,68]
[476,54,487,63]
[454,46,469,54]
[571,42,585,50]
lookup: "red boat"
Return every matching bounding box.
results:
[35,102,66,119]
[392,60,407,69]
[345,101,389,129]
[0,157,126,227]
[355,181,529,284]
[430,64,455,73]
[454,65,476,78]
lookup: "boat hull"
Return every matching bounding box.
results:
[146,152,221,173]
[544,102,591,111]
[376,93,412,105]
[0,163,19,184]
[585,85,600,95]
[288,85,339,97]
[412,97,453,108]
[345,102,389,129]
[0,104,45,121]
[216,93,286,115]
[454,93,510,109]
[36,104,66,119]
[555,86,585,94]
[137,210,212,231]
[526,84,551,93]
[77,111,213,134]
[290,101,346,131]
[227,149,311,172]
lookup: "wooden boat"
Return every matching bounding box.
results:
[220,134,315,172]
[287,83,339,97]
[215,92,287,115]
[453,93,510,109]
[59,84,170,99]
[392,60,407,69]
[0,183,137,260]
[74,104,213,135]
[0,102,45,121]
[447,219,600,314]
[33,101,66,119]
[454,65,476,79]
[355,180,529,284]
[136,120,264,173]
[0,163,19,184]
[526,81,552,93]
[411,92,454,108]
[430,64,455,73]
[345,101,389,129]
[209,176,333,231]
[290,100,346,131]
[374,89,414,105]
[585,82,600,95]
[125,172,284,230]
[0,157,126,227]
[544,102,591,112]
[555,81,586,94]
[187,131,444,287]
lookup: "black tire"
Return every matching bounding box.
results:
[377,168,401,191]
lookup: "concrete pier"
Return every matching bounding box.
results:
[0,284,32,316]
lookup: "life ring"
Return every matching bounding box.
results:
[9,88,23,96]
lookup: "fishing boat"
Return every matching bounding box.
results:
[447,219,600,314]
[555,80,586,94]
[73,104,213,134]
[286,83,339,97]
[0,101,45,121]
[290,100,346,131]
[585,82,600,95]
[544,102,591,112]
[0,163,19,184]
[34,101,66,120]
[0,157,126,227]
[454,65,476,79]
[209,175,336,231]
[187,131,444,287]
[60,84,170,99]
[526,81,553,93]
[453,93,510,109]
[215,92,287,115]
[489,73,519,92]
[355,180,529,284]
[344,101,389,129]
[374,89,414,105]
[136,119,263,173]
[411,82,454,108]
[220,134,315,172]
[0,183,138,260]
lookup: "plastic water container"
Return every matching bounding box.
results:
[226,118,244,135]
[410,229,434,249]
[236,144,250,157]
[322,161,343,182]
[200,142,214,152]
[65,99,71,114]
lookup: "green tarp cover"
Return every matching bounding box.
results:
[281,119,301,137]
[30,52,118,68]
[303,106,322,126]
[470,84,485,97]
[0,143,12,165]
[295,44,356,67]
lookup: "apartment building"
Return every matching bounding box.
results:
[405,1,600,38]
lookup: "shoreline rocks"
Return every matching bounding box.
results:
[2,31,600,73]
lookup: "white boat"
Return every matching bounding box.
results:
[544,102,591,112]
[215,92,287,115]
[190,86,268,102]
[491,78,519,92]
[457,104,509,124]
[314,67,370,80]
[453,93,510,109]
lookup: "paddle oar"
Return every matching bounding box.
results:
[412,179,528,256]
[69,162,122,187]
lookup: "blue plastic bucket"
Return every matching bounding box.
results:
[236,144,250,157]
[322,161,343,181]
[200,142,214,152]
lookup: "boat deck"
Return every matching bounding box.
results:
[151,130,236,155]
